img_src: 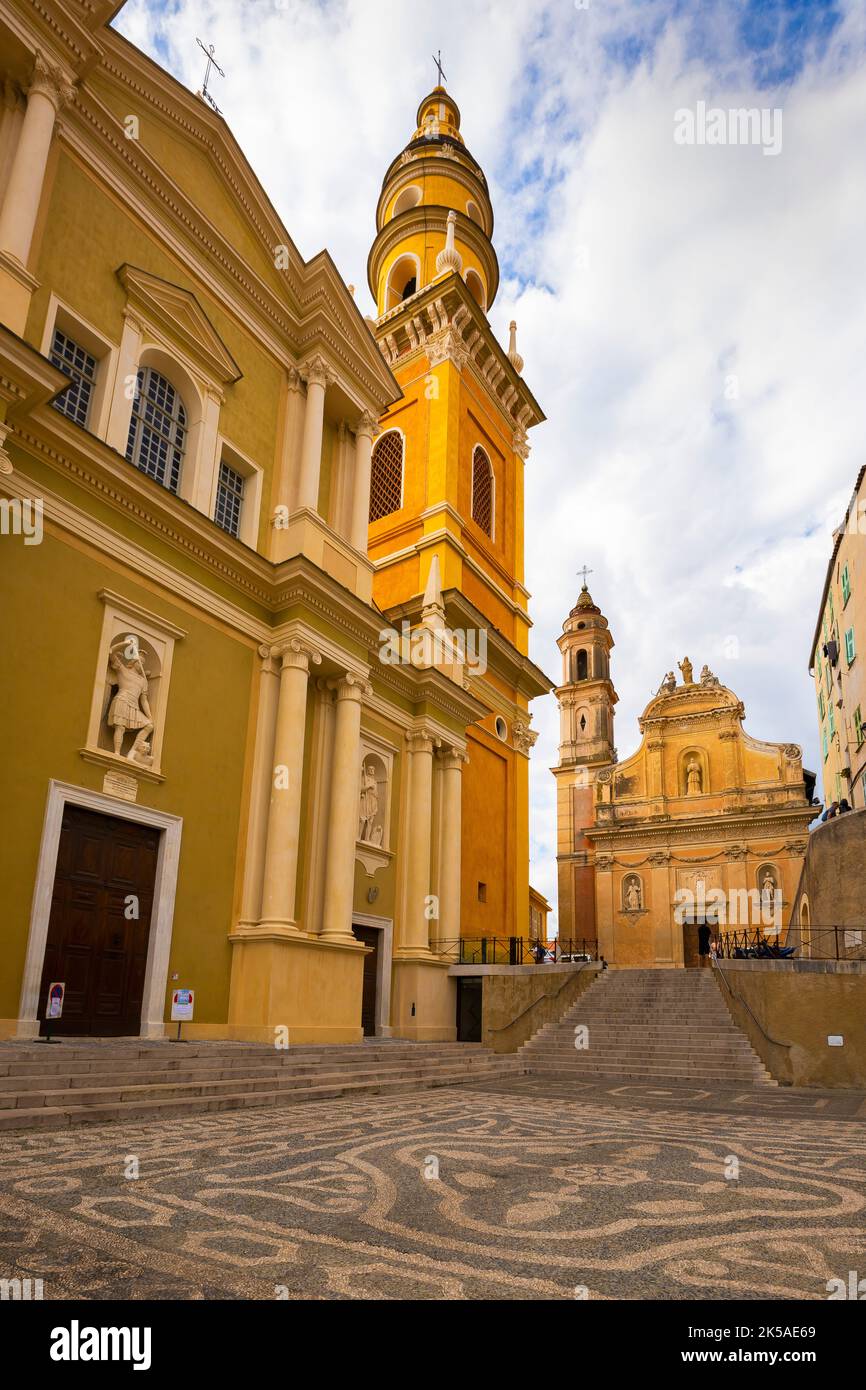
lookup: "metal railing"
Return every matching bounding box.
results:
[788,925,866,962]
[718,925,866,962]
[437,937,598,965]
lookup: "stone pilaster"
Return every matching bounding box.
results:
[320,673,369,943]
[258,640,321,933]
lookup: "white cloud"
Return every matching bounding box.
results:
[115,0,866,930]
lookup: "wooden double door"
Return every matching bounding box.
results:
[352,926,379,1037]
[38,805,159,1036]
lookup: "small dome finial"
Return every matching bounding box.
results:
[436,210,463,277]
[507,320,524,374]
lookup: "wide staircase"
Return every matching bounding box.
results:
[520,967,776,1087]
[0,1040,522,1132]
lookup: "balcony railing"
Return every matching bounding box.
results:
[437,937,598,965]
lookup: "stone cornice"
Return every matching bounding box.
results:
[372,276,544,436]
[586,806,815,852]
[58,55,400,414]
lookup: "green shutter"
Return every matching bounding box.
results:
[842,564,851,604]
[845,627,856,663]
[823,730,829,760]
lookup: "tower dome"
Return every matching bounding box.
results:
[367,85,499,318]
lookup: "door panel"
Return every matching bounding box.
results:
[38,805,160,1036]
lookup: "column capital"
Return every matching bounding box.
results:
[438,746,468,772]
[355,410,380,441]
[30,52,76,111]
[406,729,438,756]
[300,353,335,390]
[333,672,371,703]
[287,364,305,392]
[278,638,322,673]
[257,643,283,675]
[0,422,14,475]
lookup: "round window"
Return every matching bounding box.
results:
[494,716,508,741]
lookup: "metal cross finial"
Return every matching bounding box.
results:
[196,37,226,114]
[432,50,447,86]
[578,565,594,589]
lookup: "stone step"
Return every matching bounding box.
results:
[0,1058,523,1111]
[527,1060,774,1083]
[1,1052,513,1092]
[523,1044,756,1060]
[0,1059,525,1131]
[0,1041,484,1071]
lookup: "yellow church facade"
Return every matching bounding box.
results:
[0,2,547,1042]
[554,587,815,967]
[365,87,553,945]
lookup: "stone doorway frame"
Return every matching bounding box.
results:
[16,780,182,1039]
[351,912,393,1037]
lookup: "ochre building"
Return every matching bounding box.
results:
[554,586,815,967]
[0,1,549,1042]
[810,464,866,809]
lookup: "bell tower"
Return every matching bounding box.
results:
[556,581,617,769]
[365,79,553,946]
[553,582,618,943]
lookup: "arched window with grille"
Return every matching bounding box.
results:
[125,366,187,494]
[369,429,404,522]
[471,445,493,538]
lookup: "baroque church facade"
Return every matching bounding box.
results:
[0,0,549,1042]
[554,585,815,967]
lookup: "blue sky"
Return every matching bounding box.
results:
[114,0,866,923]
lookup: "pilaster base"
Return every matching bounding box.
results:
[391,956,456,1041]
[228,930,366,1041]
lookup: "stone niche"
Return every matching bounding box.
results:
[356,734,396,876]
[81,590,186,782]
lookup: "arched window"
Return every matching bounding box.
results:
[126,366,186,494]
[576,649,589,681]
[392,185,422,219]
[471,445,493,537]
[385,254,420,311]
[369,430,403,522]
[465,269,486,308]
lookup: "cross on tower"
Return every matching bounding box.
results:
[196,37,226,114]
[432,50,447,86]
[577,565,593,589]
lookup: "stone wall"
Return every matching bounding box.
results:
[472,963,603,1053]
[790,808,866,957]
[714,958,866,1087]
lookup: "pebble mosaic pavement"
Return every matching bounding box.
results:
[1,1077,865,1301]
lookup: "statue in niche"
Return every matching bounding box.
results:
[678,657,694,685]
[625,878,642,912]
[760,872,777,911]
[700,664,720,686]
[107,641,154,763]
[359,762,381,843]
[686,758,703,795]
[658,671,676,695]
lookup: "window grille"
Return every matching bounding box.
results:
[49,328,97,428]
[214,459,245,538]
[369,430,403,522]
[126,367,186,493]
[471,446,493,537]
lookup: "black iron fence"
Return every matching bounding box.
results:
[438,937,598,965]
[718,926,866,962]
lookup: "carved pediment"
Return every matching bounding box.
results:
[117,264,242,385]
